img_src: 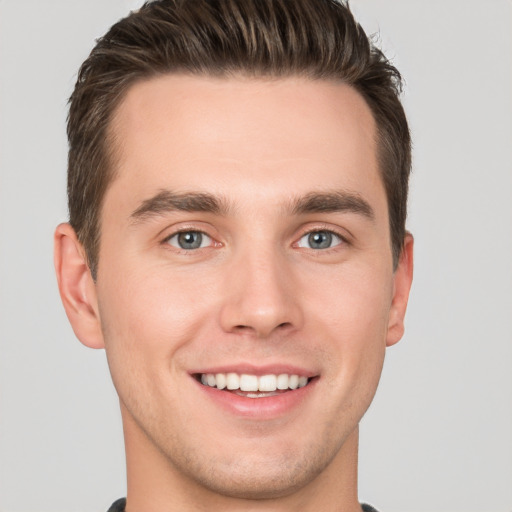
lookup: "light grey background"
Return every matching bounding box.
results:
[0,1,510,511]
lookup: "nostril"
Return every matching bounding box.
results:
[231,322,291,338]
[275,322,295,334]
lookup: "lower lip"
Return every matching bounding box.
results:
[193,377,317,419]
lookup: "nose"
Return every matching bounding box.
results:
[219,248,303,338]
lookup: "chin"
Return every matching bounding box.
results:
[162,429,346,501]
[185,453,327,500]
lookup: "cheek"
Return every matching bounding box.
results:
[96,269,218,424]
[304,263,392,383]
[95,260,217,383]
[98,268,216,348]
[307,261,393,337]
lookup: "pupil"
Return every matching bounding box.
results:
[178,231,202,249]
[309,231,331,249]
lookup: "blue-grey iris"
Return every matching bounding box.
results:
[308,231,332,249]
[177,231,203,249]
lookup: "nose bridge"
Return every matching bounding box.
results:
[219,240,302,338]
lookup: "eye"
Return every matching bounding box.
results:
[166,231,212,250]
[296,230,343,250]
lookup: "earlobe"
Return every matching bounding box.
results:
[54,223,105,349]
[386,233,414,347]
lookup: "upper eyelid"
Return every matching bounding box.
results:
[162,230,218,251]
[162,230,219,254]
[162,227,210,240]
[295,230,344,249]
[296,224,350,243]
[157,223,350,246]
[159,223,218,243]
[164,229,212,240]
[299,229,343,239]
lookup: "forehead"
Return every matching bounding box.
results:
[107,74,383,212]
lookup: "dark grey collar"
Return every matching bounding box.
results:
[108,497,379,511]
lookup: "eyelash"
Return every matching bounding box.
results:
[160,225,349,253]
[161,229,217,252]
[295,226,349,251]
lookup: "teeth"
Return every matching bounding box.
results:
[258,374,277,392]
[276,373,289,390]
[240,374,259,391]
[226,372,239,390]
[215,373,226,390]
[199,372,310,392]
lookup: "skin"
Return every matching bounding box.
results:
[55,75,413,512]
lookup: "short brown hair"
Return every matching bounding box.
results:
[68,0,411,278]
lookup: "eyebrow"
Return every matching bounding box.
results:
[129,188,374,224]
[129,190,231,223]
[290,191,374,220]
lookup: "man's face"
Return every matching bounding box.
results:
[92,75,409,498]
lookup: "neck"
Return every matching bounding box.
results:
[122,404,362,512]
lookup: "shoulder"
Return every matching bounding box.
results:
[361,504,380,512]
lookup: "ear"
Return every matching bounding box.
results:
[54,223,105,349]
[386,232,414,347]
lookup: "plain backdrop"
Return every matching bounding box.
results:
[0,1,511,511]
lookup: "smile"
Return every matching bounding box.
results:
[193,369,318,417]
[198,372,309,396]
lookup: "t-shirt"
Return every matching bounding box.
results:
[107,497,379,511]
[107,499,125,512]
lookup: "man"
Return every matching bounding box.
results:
[54,0,413,510]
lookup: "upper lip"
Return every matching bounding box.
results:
[190,363,318,378]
